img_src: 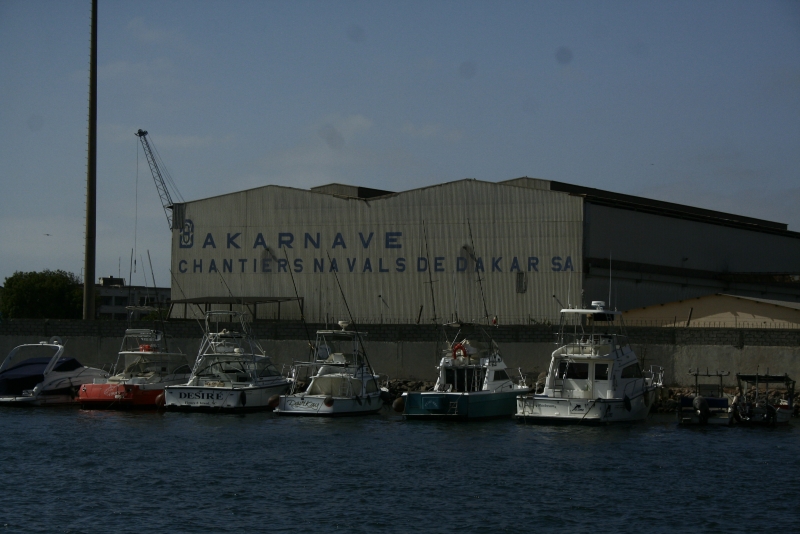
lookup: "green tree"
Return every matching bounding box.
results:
[0,270,83,319]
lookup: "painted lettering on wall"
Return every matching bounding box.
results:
[176,226,576,275]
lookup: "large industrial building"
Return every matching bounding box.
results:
[168,178,800,324]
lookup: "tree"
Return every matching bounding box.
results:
[0,270,83,319]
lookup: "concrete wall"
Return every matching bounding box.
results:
[1,319,798,386]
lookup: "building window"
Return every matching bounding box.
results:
[115,296,128,306]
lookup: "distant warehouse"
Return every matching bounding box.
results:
[168,178,800,324]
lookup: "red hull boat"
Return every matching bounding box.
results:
[79,381,168,409]
[79,324,191,410]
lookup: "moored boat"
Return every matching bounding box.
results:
[677,369,733,425]
[0,339,108,406]
[275,321,389,416]
[398,322,530,420]
[516,301,663,424]
[732,372,795,426]
[79,323,191,409]
[164,311,290,412]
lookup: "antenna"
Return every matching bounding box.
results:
[608,252,612,309]
[326,252,380,392]
[146,250,169,348]
[466,218,490,323]
[169,269,205,333]
[283,248,313,355]
[451,271,459,323]
[567,270,572,308]
[422,220,438,324]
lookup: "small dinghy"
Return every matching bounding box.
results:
[677,369,733,425]
[0,339,108,406]
[732,372,795,426]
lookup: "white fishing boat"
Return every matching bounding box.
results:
[164,311,290,412]
[275,322,389,416]
[396,323,530,420]
[516,302,663,424]
[0,339,109,406]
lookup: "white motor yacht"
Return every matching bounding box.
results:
[0,339,108,406]
[516,302,663,424]
[164,311,290,412]
[275,322,389,416]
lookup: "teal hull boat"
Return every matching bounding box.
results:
[403,388,526,420]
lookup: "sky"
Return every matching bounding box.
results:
[1,0,799,288]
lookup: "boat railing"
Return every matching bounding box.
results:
[646,365,665,387]
[514,367,527,388]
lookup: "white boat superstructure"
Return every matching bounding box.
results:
[276,322,388,416]
[164,311,290,412]
[0,339,109,406]
[516,302,663,424]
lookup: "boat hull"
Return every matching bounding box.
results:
[275,393,383,416]
[164,382,289,412]
[734,405,793,426]
[677,396,733,425]
[79,382,176,410]
[0,387,78,406]
[403,389,527,420]
[515,390,656,424]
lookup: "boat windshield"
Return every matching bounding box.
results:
[0,344,61,373]
[193,355,280,379]
[314,332,360,364]
[117,353,191,376]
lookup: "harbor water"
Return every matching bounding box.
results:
[1,409,798,533]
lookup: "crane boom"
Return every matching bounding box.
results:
[135,129,175,230]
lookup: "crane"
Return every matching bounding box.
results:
[135,129,183,230]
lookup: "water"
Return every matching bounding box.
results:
[1,409,798,533]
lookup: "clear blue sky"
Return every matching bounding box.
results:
[1,0,798,287]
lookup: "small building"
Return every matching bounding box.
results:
[96,276,170,320]
[622,293,800,328]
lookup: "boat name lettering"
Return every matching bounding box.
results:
[178,391,226,400]
[287,399,319,409]
[539,403,557,408]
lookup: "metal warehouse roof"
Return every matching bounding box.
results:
[501,177,796,236]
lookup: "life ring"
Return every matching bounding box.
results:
[139,344,152,352]
[452,343,467,359]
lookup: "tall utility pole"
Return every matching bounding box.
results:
[83,0,98,320]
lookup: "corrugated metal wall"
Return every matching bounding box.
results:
[171,180,583,324]
[585,204,800,273]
